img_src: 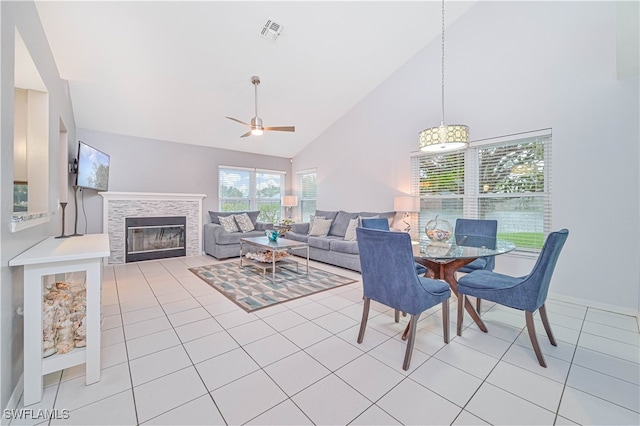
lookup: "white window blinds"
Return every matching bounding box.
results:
[298,170,317,222]
[411,131,552,252]
[219,166,286,222]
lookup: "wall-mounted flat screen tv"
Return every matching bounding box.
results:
[76,141,110,191]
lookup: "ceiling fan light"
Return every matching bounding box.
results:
[251,128,263,136]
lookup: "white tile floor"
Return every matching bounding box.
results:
[13,255,640,426]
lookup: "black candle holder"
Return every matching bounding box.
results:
[55,202,70,239]
[70,185,83,237]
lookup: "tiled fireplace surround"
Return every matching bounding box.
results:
[101,192,206,264]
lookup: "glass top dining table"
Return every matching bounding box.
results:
[414,236,516,260]
[412,236,516,333]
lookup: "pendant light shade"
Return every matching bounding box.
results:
[418,123,469,152]
[419,0,469,153]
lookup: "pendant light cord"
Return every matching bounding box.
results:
[440,0,446,126]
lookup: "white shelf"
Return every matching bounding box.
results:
[10,234,109,405]
[42,347,86,375]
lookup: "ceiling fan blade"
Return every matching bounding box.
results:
[226,116,250,127]
[240,130,252,138]
[264,126,295,132]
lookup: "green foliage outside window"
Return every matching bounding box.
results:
[257,202,280,223]
[13,182,28,212]
[219,167,286,223]
[220,200,250,211]
[414,136,550,251]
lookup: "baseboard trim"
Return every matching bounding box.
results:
[2,374,23,426]
[548,292,639,319]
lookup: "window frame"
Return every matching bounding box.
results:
[297,169,317,223]
[218,166,287,223]
[411,130,552,253]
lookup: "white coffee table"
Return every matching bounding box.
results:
[239,236,309,282]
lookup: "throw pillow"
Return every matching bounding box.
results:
[209,211,231,224]
[343,218,359,241]
[309,218,332,237]
[307,215,325,234]
[209,210,260,225]
[219,215,239,233]
[234,213,255,233]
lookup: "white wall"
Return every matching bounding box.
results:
[293,1,640,314]
[74,129,292,235]
[0,1,76,412]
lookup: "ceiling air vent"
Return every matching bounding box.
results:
[259,18,284,42]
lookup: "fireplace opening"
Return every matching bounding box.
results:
[125,216,186,262]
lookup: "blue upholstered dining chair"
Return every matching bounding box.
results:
[361,217,427,275]
[360,217,390,230]
[456,229,569,367]
[454,219,498,313]
[356,227,451,370]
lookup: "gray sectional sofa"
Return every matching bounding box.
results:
[284,209,398,272]
[203,210,274,259]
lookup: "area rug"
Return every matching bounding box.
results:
[189,262,358,312]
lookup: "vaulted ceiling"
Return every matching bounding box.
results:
[34,1,476,158]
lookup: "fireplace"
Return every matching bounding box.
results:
[101,192,206,264]
[125,216,186,262]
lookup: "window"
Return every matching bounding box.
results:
[297,170,317,222]
[219,166,286,223]
[412,132,551,252]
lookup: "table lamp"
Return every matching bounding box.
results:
[282,195,298,220]
[393,196,420,233]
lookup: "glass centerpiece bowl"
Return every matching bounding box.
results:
[425,216,452,242]
[265,229,280,242]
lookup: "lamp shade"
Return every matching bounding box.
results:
[282,195,298,207]
[419,124,469,153]
[393,196,419,212]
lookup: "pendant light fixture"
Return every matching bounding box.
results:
[418,0,469,153]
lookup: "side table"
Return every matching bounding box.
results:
[273,224,292,236]
[9,234,110,405]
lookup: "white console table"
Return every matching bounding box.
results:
[9,234,110,405]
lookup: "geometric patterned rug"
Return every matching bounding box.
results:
[189,262,358,312]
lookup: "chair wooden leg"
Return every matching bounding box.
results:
[525,311,547,368]
[442,300,450,344]
[403,313,421,371]
[357,297,371,344]
[476,298,482,314]
[456,294,464,336]
[394,309,400,323]
[539,304,557,346]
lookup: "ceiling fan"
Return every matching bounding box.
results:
[226,75,295,138]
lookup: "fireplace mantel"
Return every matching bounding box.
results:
[100,192,206,264]
[100,192,206,202]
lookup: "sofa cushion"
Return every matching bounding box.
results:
[330,239,359,255]
[254,222,273,231]
[234,213,255,232]
[309,218,332,237]
[219,215,240,232]
[209,210,260,225]
[315,210,339,222]
[330,211,359,237]
[285,232,309,243]
[216,228,264,245]
[343,218,359,241]
[308,215,325,232]
[308,236,340,250]
[290,223,310,234]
